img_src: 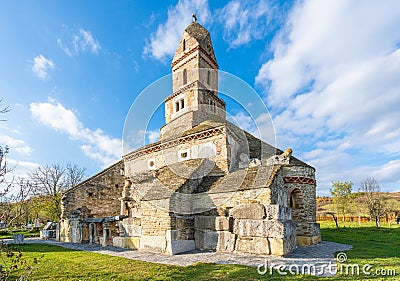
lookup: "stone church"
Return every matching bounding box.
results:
[59,21,320,256]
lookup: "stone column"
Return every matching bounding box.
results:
[89,223,95,244]
[81,223,90,243]
[102,222,113,247]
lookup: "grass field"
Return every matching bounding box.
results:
[4,222,400,280]
[0,229,40,239]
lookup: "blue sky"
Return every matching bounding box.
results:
[1,0,399,195]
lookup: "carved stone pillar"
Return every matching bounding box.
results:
[120,179,132,216]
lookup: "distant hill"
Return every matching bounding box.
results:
[317,192,400,222]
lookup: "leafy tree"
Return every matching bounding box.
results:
[330,181,353,222]
[360,177,385,227]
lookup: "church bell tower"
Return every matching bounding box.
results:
[160,20,226,141]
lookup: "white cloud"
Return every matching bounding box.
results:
[31,55,55,80]
[227,111,258,136]
[58,28,101,56]
[147,130,160,143]
[30,102,121,167]
[143,0,211,60]
[255,0,400,194]
[219,0,272,47]
[0,135,33,156]
[6,158,40,179]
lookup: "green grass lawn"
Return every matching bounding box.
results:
[0,229,40,239]
[319,221,400,280]
[4,222,400,280]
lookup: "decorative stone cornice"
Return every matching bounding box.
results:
[123,126,225,161]
[283,176,316,185]
[164,81,226,107]
[171,45,218,69]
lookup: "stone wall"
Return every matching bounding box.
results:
[60,161,124,231]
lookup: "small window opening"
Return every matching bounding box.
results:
[149,161,155,167]
[183,69,187,84]
[181,152,188,158]
[207,71,210,85]
[289,195,295,208]
[176,98,185,112]
[183,39,186,51]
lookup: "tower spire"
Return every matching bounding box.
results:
[160,21,226,141]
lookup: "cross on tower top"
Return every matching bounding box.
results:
[192,13,197,22]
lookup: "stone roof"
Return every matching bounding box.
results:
[64,160,123,195]
[184,22,217,62]
[184,22,210,42]
[127,159,282,214]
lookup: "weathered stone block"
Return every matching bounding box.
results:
[177,227,194,240]
[140,236,166,252]
[230,203,265,219]
[166,240,195,255]
[233,219,295,238]
[194,230,218,250]
[264,204,291,221]
[235,237,270,255]
[112,236,124,247]
[268,237,296,256]
[125,237,140,249]
[113,237,140,249]
[269,237,284,256]
[194,216,216,230]
[166,230,178,241]
[123,217,141,226]
[176,216,194,228]
[215,216,232,231]
[216,231,235,252]
[124,225,142,237]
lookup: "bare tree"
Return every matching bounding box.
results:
[0,146,11,198]
[0,100,11,198]
[325,212,339,228]
[30,163,85,220]
[65,162,86,188]
[2,178,37,227]
[0,99,10,121]
[360,177,385,227]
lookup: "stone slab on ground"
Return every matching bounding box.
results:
[16,239,352,277]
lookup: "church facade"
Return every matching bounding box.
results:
[60,22,320,256]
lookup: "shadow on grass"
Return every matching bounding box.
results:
[18,243,79,253]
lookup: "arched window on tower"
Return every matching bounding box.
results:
[183,69,187,85]
[183,39,186,51]
[207,70,210,85]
